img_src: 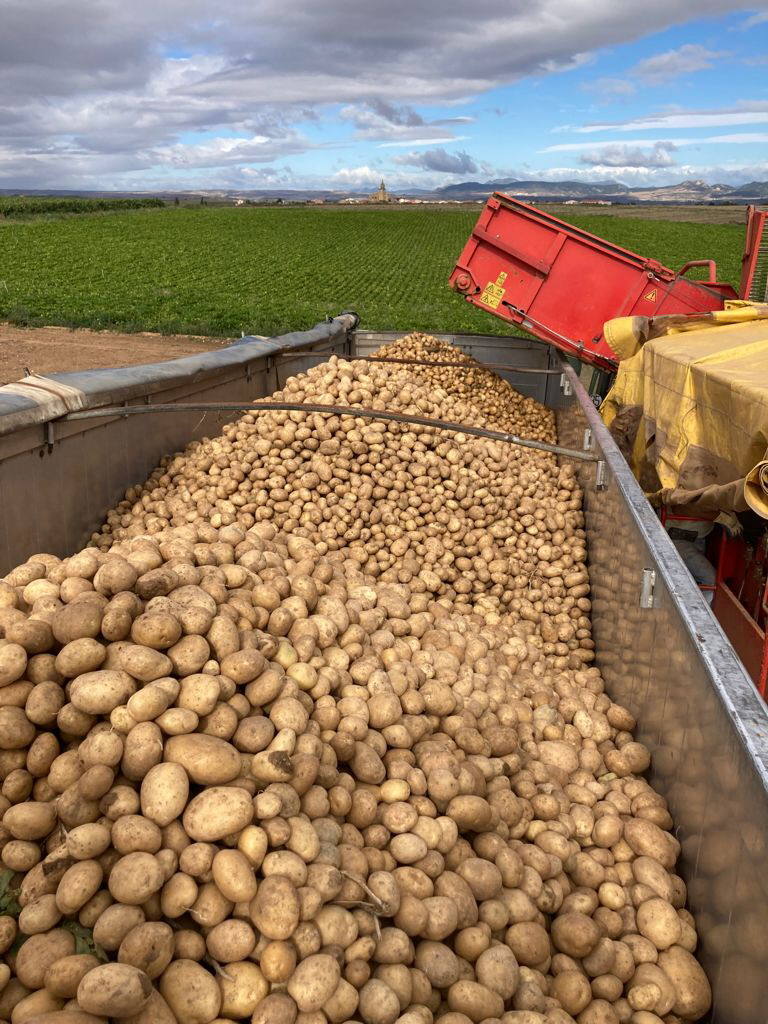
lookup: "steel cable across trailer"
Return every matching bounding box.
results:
[60,400,601,463]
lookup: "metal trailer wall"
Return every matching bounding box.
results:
[0,322,765,1019]
[556,364,768,1024]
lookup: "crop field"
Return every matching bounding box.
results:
[0,206,744,339]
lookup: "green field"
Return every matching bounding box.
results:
[0,206,744,338]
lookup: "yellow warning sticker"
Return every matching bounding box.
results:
[644,288,658,302]
[481,275,506,309]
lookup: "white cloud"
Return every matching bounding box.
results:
[583,77,637,99]
[567,100,768,133]
[543,131,768,152]
[392,148,480,174]
[631,43,729,83]
[150,134,310,168]
[529,158,768,187]
[0,0,759,187]
[379,137,470,148]
[738,9,768,27]
[578,141,677,168]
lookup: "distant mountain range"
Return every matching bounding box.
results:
[2,179,768,204]
[435,178,768,203]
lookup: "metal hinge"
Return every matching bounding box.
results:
[560,373,573,396]
[594,460,608,490]
[583,428,593,452]
[640,568,656,608]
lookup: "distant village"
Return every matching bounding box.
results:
[232,180,472,207]
[231,181,616,207]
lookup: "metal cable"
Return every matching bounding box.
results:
[62,400,597,462]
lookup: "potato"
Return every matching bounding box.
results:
[218,961,269,1019]
[69,671,135,715]
[8,987,65,1020]
[160,959,222,1024]
[249,874,300,939]
[286,953,340,1013]
[447,979,504,1023]
[251,992,299,1024]
[18,894,62,935]
[51,602,103,645]
[77,962,152,1017]
[108,852,165,904]
[552,912,601,958]
[657,946,711,1020]
[44,954,101,998]
[116,921,174,978]
[92,904,146,951]
[121,987,179,1024]
[475,944,519,999]
[211,849,257,903]
[16,929,76,989]
[164,734,241,784]
[140,762,189,827]
[118,645,173,683]
[182,787,253,842]
[0,643,28,687]
[55,859,103,914]
[54,639,106,678]
[0,706,35,749]
[206,918,256,961]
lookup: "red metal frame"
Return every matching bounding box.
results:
[449,193,738,371]
[661,508,768,696]
[740,205,768,301]
[662,507,768,697]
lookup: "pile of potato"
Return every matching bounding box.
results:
[0,335,711,1024]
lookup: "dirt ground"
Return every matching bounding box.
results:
[0,324,228,385]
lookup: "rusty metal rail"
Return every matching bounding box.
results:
[61,400,598,463]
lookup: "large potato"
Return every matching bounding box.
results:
[108,852,165,905]
[140,762,189,827]
[69,671,135,715]
[16,928,76,989]
[117,921,174,978]
[159,959,222,1024]
[249,875,300,939]
[164,734,241,784]
[77,962,152,1017]
[657,945,712,1020]
[3,800,57,840]
[211,848,258,903]
[182,787,252,842]
[286,953,340,1012]
[43,954,101,998]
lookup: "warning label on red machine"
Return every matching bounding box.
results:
[481,272,508,309]
[644,288,658,302]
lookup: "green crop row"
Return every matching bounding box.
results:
[0,196,165,218]
[0,206,744,338]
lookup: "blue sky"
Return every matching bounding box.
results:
[2,1,767,190]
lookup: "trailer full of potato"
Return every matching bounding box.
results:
[0,336,710,1024]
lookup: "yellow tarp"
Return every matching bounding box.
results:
[601,317,768,515]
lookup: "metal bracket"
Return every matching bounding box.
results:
[594,460,608,490]
[560,373,573,396]
[640,568,656,609]
[583,428,593,452]
[45,421,55,454]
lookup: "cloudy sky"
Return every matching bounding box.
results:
[2,0,768,191]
